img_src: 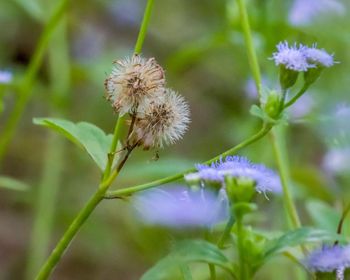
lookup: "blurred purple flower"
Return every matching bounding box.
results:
[271,41,311,72]
[305,245,350,276]
[132,186,229,228]
[323,147,350,174]
[289,0,345,26]
[288,94,315,119]
[0,70,12,84]
[185,156,282,194]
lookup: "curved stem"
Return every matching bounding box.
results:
[134,0,155,54]
[236,0,261,97]
[283,83,309,110]
[105,124,272,199]
[0,0,69,164]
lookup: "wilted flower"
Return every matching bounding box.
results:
[131,88,190,149]
[132,186,229,228]
[0,70,12,84]
[305,245,350,279]
[105,54,165,115]
[272,41,311,72]
[185,156,282,194]
[289,0,345,26]
[304,45,335,68]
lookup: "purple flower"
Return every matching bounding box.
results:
[289,0,345,26]
[304,45,335,67]
[132,186,229,228]
[271,41,311,72]
[305,245,350,274]
[185,156,282,194]
[0,70,12,84]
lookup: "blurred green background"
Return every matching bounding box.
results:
[1,0,350,279]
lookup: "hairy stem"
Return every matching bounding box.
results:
[0,0,68,164]
[105,124,272,199]
[236,0,262,97]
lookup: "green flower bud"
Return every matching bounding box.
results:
[279,65,299,90]
[263,90,281,119]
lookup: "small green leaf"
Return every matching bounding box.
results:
[141,240,234,280]
[263,227,344,260]
[0,176,30,191]
[33,118,115,171]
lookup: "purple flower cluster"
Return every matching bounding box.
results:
[305,245,350,277]
[132,186,229,228]
[185,156,282,194]
[272,41,335,71]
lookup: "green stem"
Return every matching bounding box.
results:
[217,214,235,249]
[25,11,70,279]
[236,215,248,280]
[104,124,272,199]
[235,0,302,233]
[0,0,68,164]
[34,0,156,278]
[34,185,106,280]
[103,115,125,180]
[283,83,309,109]
[134,0,155,54]
[270,127,301,229]
[236,0,262,97]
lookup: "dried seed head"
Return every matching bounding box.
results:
[132,89,190,149]
[105,54,165,115]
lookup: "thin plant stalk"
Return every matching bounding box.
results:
[25,12,70,279]
[0,0,68,164]
[104,124,272,199]
[236,0,261,96]
[235,0,302,231]
[236,215,249,280]
[34,1,156,279]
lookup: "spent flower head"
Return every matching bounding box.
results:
[105,54,165,115]
[131,88,190,149]
[185,156,282,194]
[305,245,350,279]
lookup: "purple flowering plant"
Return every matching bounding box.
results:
[1,0,349,280]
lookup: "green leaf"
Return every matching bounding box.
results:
[13,0,43,22]
[306,200,340,232]
[0,176,30,191]
[33,118,115,171]
[263,227,344,260]
[141,240,234,280]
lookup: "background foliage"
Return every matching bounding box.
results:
[1,0,350,279]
